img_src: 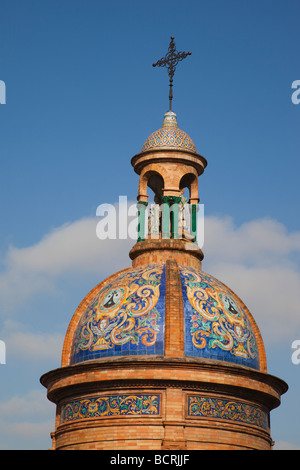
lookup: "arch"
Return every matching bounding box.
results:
[147,172,164,204]
[138,170,165,204]
[179,173,198,202]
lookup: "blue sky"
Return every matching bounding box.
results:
[0,0,299,449]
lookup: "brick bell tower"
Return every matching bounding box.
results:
[40,39,287,450]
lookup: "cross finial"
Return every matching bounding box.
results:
[152,36,192,111]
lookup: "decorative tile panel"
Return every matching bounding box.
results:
[180,266,259,370]
[60,394,161,423]
[187,396,269,430]
[71,264,165,364]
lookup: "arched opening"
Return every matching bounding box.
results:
[147,172,164,205]
[146,172,164,239]
[137,171,164,241]
[177,173,199,242]
[138,171,198,242]
[179,173,198,202]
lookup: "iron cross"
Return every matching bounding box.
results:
[153,36,191,111]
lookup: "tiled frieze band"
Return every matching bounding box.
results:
[60,394,161,424]
[187,395,269,430]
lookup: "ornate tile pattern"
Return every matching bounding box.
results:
[142,127,197,153]
[180,266,259,370]
[187,396,269,430]
[60,394,161,423]
[71,264,165,364]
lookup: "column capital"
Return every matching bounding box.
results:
[137,194,149,203]
[161,195,182,204]
[137,200,148,206]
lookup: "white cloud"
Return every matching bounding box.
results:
[0,389,54,449]
[0,214,133,310]
[0,318,64,367]
[202,216,300,266]
[6,209,135,276]
[0,389,52,418]
[2,320,64,362]
[6,218,101,275]
[6,420,53,440]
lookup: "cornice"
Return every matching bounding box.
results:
[40,355,288,409]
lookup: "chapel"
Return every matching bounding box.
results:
[40,39,288,450]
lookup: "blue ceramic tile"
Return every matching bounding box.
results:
[179,265,260,370]
[61,394,161,423]
[71,264,165,364]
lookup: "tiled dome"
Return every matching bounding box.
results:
[141,111,197,153]
[69,263,260,370]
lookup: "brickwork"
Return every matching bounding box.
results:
[131,149,207,181]
[165,260,184,357]
[129,239,203,270]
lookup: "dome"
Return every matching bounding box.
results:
[69,263,260,371]
[141,111,197,153]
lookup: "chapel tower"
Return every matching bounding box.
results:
[41,38,287,450]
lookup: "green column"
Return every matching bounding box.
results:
[170,196,181,239]
[190,204,199,243]
[161,196,170,239]
[137,201,148,242]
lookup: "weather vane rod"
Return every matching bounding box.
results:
[152,36,191,111]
